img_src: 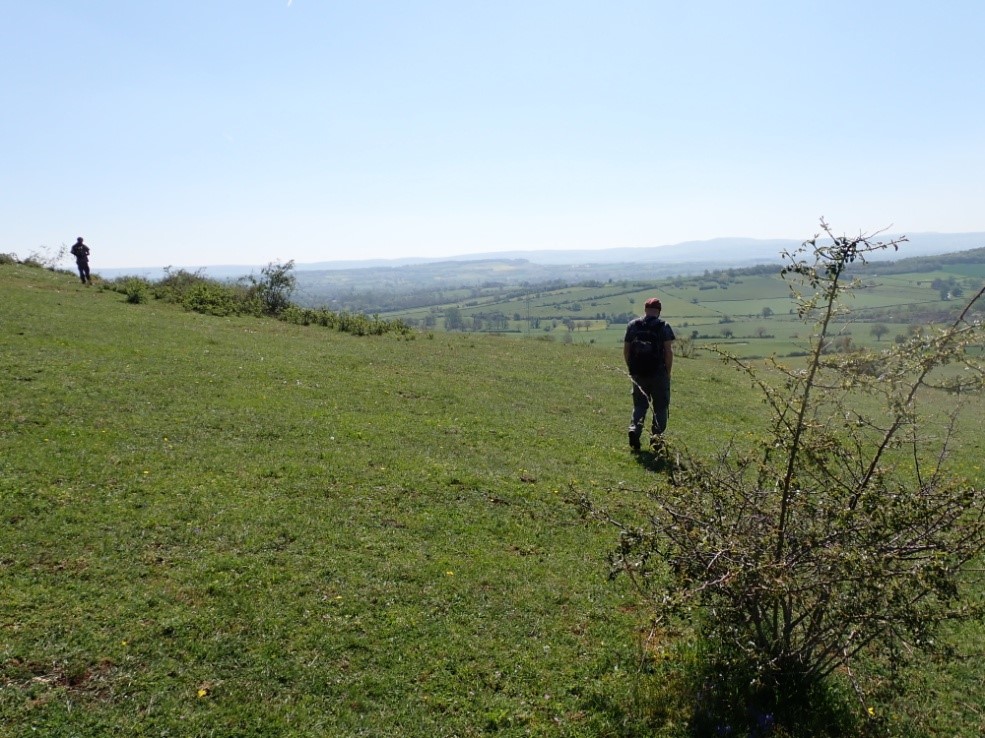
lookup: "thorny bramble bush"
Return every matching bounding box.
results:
[0,244,70,270]
[105,262,410,336]
[587,221,985,735]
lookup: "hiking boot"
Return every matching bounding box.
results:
[628,430,641,452]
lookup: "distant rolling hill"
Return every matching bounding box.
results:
[95,232,985,286]
[297,231,983,268]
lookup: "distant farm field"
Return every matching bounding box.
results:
[377,255,985,364]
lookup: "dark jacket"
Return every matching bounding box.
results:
[624,315,675,375]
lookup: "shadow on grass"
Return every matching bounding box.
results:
[582,653,864,738]
[631,445,678,474]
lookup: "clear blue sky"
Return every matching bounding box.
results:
[3,1,984,269]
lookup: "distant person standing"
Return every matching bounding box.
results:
[70,237,91,284]
[624,297,675,452]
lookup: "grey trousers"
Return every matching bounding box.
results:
[629,372,671,436]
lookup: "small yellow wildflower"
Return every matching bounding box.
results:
[867,706,876,718]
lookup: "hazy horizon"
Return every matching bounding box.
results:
[85,231,985,281]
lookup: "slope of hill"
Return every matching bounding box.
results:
[0,263,726,735]
[2,263,983,736]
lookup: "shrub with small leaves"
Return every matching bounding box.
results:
[588,221,985,734]
[246,260,296,316]
[121,277,150,304]
[180,281,244,316]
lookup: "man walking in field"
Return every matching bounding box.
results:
[70,237,92,285]
[624,297,675,452]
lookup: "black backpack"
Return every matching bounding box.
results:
[628,318,666,375]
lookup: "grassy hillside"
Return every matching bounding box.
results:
[2,263,983,737]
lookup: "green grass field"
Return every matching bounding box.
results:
[2,263,983,736]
